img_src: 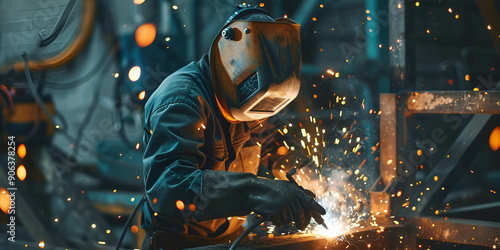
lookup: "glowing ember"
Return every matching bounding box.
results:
[18,143,27,159]
[489,126,500,151]
[176,200,185,210]
[138,90,146,100]
[189,204,196,212]
[17,165,27,181]
[0,188,10,214]
[128,66,141,82]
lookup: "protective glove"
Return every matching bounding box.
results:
[248,177,326,230]
[193,170,326,230]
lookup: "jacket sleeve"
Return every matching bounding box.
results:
[143,101,206,220]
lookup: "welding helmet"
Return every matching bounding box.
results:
[210,4,301,122]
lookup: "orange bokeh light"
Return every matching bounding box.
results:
[176,200,185,210]
[17,165,27,181]
[131,225,139,233]
[189,204,196,212]
[489,126,500,151]
[138,90,146,100]
[0,188,9,214]
[135,23,156,47]
[277,146,288,155]
[18,143,26,159]
[128,66,141,82]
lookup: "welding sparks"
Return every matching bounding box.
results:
[138,90,146,100]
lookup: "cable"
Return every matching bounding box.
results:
[21,52,56,123]
[21,102,41,142]
[39,0,77,47]
[38,45,116,90]
[21,51,140,170]
[115,193,147,250]
[229,216,266,250]
[0,84,14,114]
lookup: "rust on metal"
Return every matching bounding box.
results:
[406,91,500,114]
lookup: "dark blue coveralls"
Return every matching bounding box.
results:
[141,54,288,249]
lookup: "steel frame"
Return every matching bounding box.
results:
[370,0,500,248]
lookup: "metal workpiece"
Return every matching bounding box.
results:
[190,226,407,250]
[368,177,395,219]
[369,93,408,219]
[368,94,396,218]
[379,94,397,186]
[406,91,500,114]
[406,217,500,247]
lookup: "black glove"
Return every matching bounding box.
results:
[248,177,326,230]
[194,170,326,230]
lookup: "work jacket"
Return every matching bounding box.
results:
[141,54,288,247]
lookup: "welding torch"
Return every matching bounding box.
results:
[286,167,329,230]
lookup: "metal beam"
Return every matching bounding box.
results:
[407,217,500,247]
[190,226,406,249]
[379,94,397,185]
[406,91,500,114]
[389,0,415,92]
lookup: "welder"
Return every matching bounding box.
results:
[141,5,326,249]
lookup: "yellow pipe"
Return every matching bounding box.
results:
[12,0,96,71]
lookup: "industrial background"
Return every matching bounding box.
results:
[0,0,499,249]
